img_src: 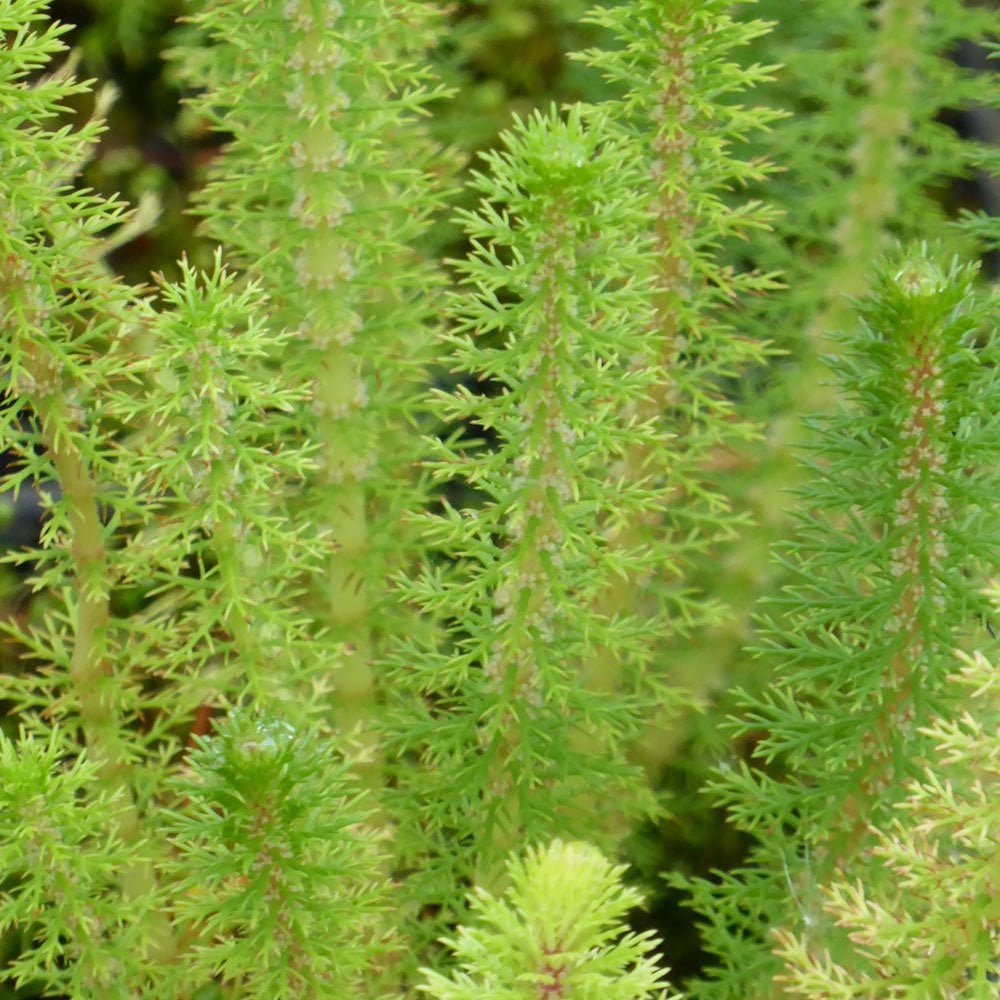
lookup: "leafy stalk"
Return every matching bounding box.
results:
[570,0,782,764]
[170,0,452,776]
[0,731,152,996]
[163,710,388,998]
[678,245,1000,998]
[388,104,665,898]
[0,0,172,963]
[773,632,1000,996]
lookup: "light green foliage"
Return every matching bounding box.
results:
[170,0,453,756]
[708,1,1000,747]
[1,0,999,997]
[1,248,321,775]
[677,247,1000,998]
[0,730,151,996]
[0,0,155,832]
[0,6,351,991]
[163,710,389,998]
[574,0,782,497]
[774,639,1000,997]
[101,255,324,713]
[386,103,667,896]
[569,0,783,768]
[419,839,677,1000]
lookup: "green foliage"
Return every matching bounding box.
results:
[169,0,454,763]
[0,729,151,997]
[773,640,1000,997]
[676,246,1000,998]
[568,0,784,773]
[386,102,666,894]
[1,0,998,997]
[163,711,388,998]
[419,839,677,1000]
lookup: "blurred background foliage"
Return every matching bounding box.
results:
[2,1,996,993]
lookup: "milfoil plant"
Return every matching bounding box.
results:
[677,248,1000,998]
[1,0,999,998]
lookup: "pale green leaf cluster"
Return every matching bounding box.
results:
[168,0,457,755]
[385,103,667,896]
[557,0,790,776]
[384,2,785,918]
[419,839,677,1000]
[0,730,152,997]
[572,0,782,605]
[1,249,324,770]
[0,7,370,992]
[773,630,999,998]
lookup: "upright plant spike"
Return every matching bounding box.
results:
[568,0,782,753]
[0,1,171,958]
[171,0,453,772]
[388,103,666,903]
[702,3,1000,760]
[1,242,325,989]
[1,9,327,980]
[98,254,324,720]
[676,244,1000,999]
[2,246,321,766]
